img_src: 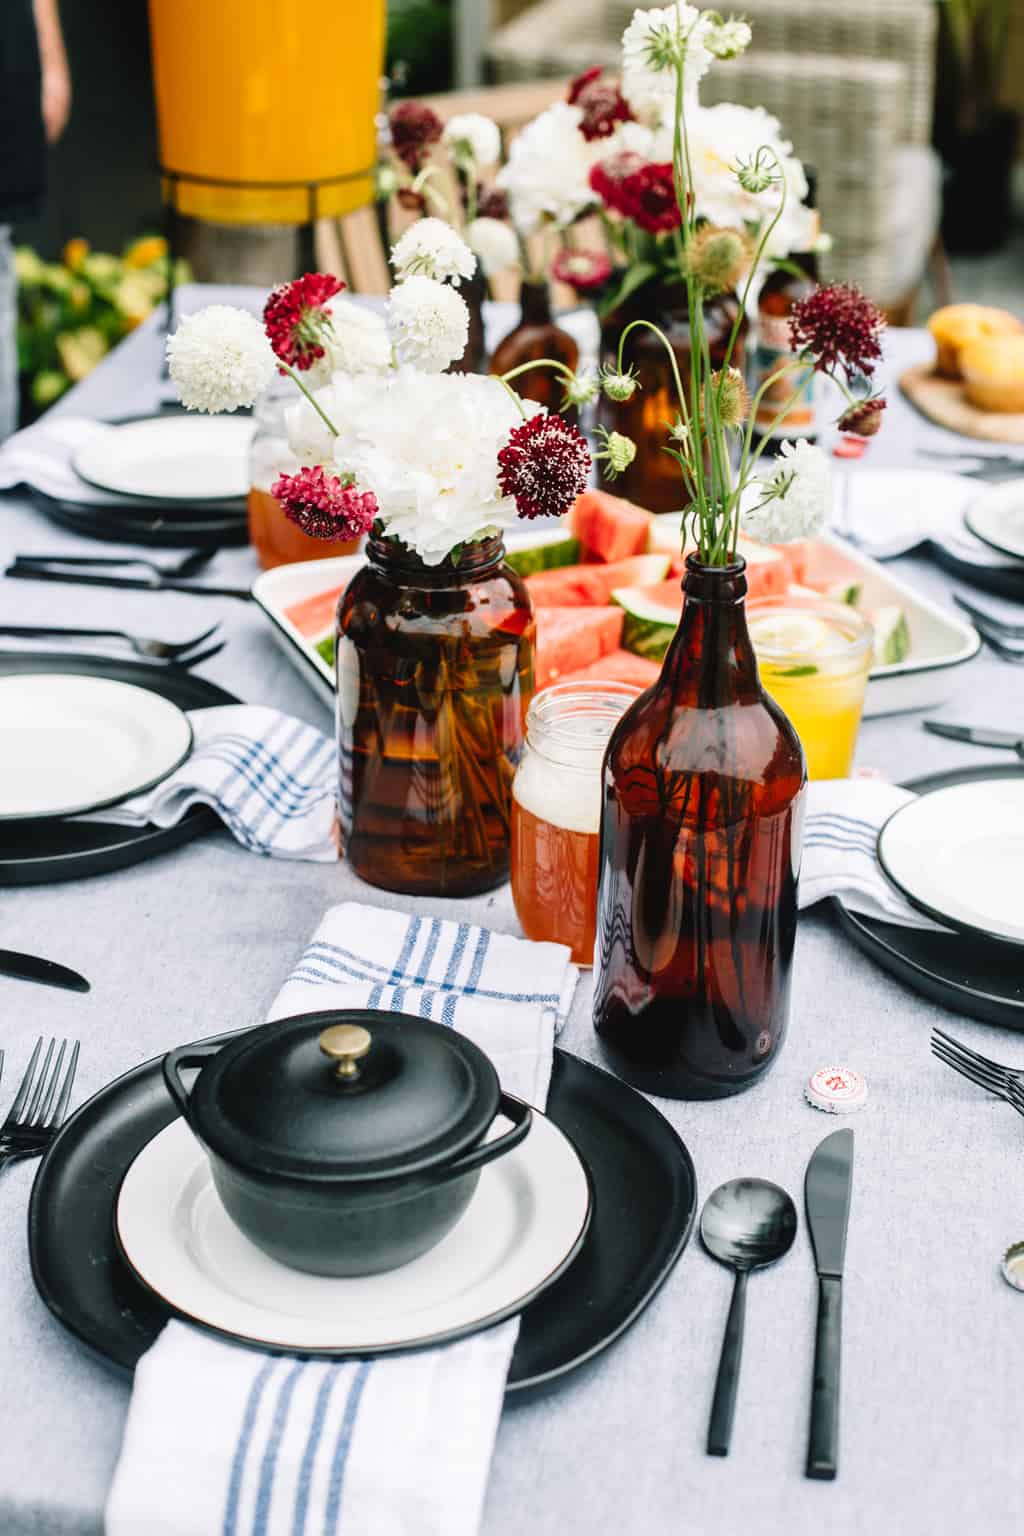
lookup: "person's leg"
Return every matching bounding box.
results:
[0,225,18,442]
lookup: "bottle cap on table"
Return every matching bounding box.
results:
[804,1066,868,1114]
[1000,1241,1024,1292]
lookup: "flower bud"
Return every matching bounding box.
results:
[602,367,639,402]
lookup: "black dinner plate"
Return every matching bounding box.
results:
[30,489,249,549]
[833,762,1024,1029]
[0,652,236,885]
[28,1044,697,1396]
[929,539,1024,603]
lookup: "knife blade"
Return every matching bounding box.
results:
[924,720,1024,753]
[4,566,251,601]
[804,1127,854,1481]
[0,949,90,993]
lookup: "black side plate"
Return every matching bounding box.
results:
[28,1044,696,1395]
[833,762,1024,1029]
[929,540,1024,603]
[0,652,236,885]
[30,490,249,549]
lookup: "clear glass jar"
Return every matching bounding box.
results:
[511,682,640,965]
[248,377,362,570]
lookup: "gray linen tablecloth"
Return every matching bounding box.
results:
[1,289,1023,1536]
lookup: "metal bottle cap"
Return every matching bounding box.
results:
[1000,1242,1024,1292]
[804,1066,868,1114]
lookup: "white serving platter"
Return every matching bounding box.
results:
[251,530,980,720]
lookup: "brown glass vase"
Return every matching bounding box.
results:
[336,534,534,897]
[490,280,579,414]
[450,269,487,374]
[592,556,806,1099]
[597,283,748,512]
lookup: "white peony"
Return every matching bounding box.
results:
[496,103,601,234]
[390,218,476,285]
[620,4,713,116]
[389,275,470,372]
[466,216,519,277]
[443,113,502,169]
[686,103,809,260]
[166,305,276,413]
[284,371,386,466]
[322,298,392,376]
[330,369,541,563]
[741,440,831,543]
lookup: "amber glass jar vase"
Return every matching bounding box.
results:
[597,284,748,512]
[490,280,579,414]
[336,534,534,897]
[592,556,806,1099]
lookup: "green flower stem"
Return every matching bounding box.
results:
[499,357,576,388]
[281,363,339,438]
[718,156,788,384]
[496,376,529,420]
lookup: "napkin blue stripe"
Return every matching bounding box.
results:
[204,737,334,818]
[444,924,471,988]
[417,919,443,1017]
[322,1362,372,1534]
[369,915,420,1009]
[249,735,335,840]
[300,940,562,1005]
[291,1367,341,1536]
[222,1357,279,1536]
[464,930,490,994]
[252,1360,307,1536]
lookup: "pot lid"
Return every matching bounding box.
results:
[188,1010,500,1183]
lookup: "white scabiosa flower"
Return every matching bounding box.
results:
[389,275,470,372]
[742,440,832,543]
[704,17,752,59]
[391,218,476,285]
[166,305,276,413]
[323,297,392,375]
[465,216,519,278]
[620,4,712,115]
[442,113,502,170]
[495,103,601,234]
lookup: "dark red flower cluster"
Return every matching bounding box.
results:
[551,247,614,293]
[263,272,345,371]
[389,100,443,171]
[790,283,885,380]
[477,186,509,221]
[836,396,886,437]
[497,414,591,521]
[567,67,634,141]
[590,156,681,233]
[271,466,379,542]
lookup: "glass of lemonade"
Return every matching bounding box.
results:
[748,597,875,779]
[511,682,640,964]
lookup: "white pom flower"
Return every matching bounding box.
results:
[465,216,519,278]
[389,275,470,372]
[166,305,276,414]
[331,370,540,563]
[742,440,832,543]
[443,113,502,169]
[620,4,712,115]
[323,297,392,375]
[391,219,476,285]
[705,18,752,59]
[495,103,601,234]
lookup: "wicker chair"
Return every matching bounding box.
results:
[488,0,945,314]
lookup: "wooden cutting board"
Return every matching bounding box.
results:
[900,364,1024,443]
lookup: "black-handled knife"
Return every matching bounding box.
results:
[0,949,90,993]
[804,1127,854,1480]
[4,565,251,601]
[924,721,1024,757]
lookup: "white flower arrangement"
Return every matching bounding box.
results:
[741,440,832,543]
[390,218,476,285]
[442,113,502,171]
[322,298,392,377]
[495,102,602,235]
[620,3,715,114]
[466,216,520,278]
[685,103,809,260]
[165,305,277,414]
[389,275,470,372]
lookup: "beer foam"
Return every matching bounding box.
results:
[513,740,603,836]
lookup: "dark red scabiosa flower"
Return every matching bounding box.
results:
[389,100,443,172]
[790,283,885,380]
[271,466,379,541]
[497,414,592,521]
[837,396,887,437]
[589,152,646,216]
[477,186,509,220]
[619,163,681,234]
[551,247,614,293]
[263,272,345,371]
[567,67,634,141]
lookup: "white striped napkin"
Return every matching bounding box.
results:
[800,777,944,929]
[98,706,339,861]
[105,904,578,1536]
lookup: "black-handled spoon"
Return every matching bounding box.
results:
[701,1178,798,1456]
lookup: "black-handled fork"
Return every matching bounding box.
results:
[12,548,215,580]
[954,594,1024,640]
[0,620,221,661]
[0,1037,81,1172]
[931,1028,1024,1117]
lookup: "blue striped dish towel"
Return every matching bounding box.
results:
[800,778,944,929]
[105,904,578,1536]
[99,705,338,861]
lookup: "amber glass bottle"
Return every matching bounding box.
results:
[490,280,579,413]
[592,556,806,1099]
[336,534,534,897]
[750,175,820,455]
[450,268,487,375]
[596,284,748,512]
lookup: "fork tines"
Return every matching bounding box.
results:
[931,1029,1024,1117]
[1,1036,81,1140]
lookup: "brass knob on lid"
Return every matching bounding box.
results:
[319,1023,372,1081]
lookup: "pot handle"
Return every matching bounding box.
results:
[162,1042,222,1131]
[435,1092,533,1181]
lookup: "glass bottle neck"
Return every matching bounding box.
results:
[519,280,553,326]
[366,533,505,587]
[661,555,762,706]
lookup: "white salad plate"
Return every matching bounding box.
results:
[964,482,1024,564]
[116,1107,592,1354]
[0,674,193,822]
[877,777,1024,947]
[73,416,253,502]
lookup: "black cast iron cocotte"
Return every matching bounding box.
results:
[162,1009,533,1277]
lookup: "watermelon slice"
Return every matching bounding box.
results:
[526,554,669,608]
[556,648,661,689]
[504,529,581,577]
[798,540,864,590]
[284,584,346,640]
[535,606,624,689]
[612,582,681,661]
[571,489,653,562]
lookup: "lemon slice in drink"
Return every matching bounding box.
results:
[748,611,834,659]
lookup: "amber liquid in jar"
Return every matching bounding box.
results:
[248,487,360,571]
[511,682,641,964]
